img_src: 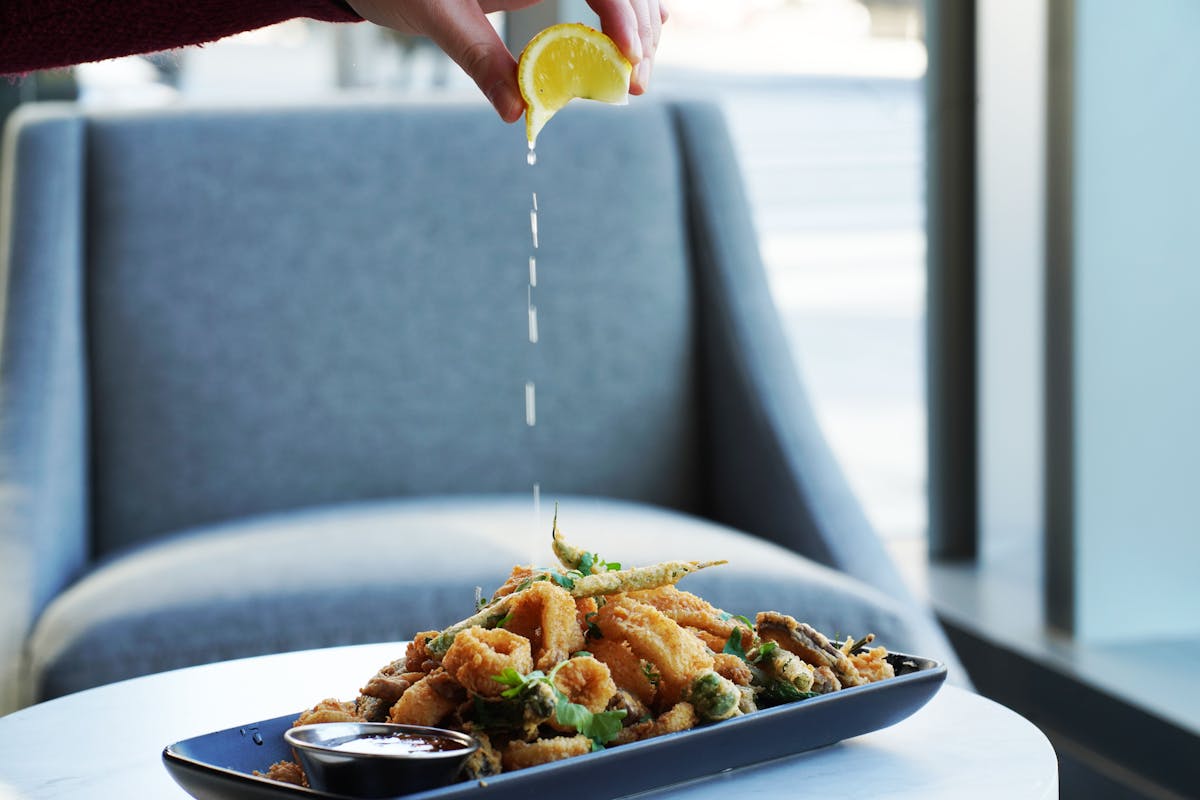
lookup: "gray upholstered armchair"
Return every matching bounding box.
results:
[0,99,964,712]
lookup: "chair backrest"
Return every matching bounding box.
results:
[77,101,704,555]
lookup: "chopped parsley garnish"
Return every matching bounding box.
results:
[491,659,626,748]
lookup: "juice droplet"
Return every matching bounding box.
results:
[530,210,539,250]
[532,192,538,212]
[533,482,541,518]
[529,256,537,287]
[527,144,537,166]
[528,288,539,343]
[525,381,536,427]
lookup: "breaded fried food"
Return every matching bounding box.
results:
[630,586,752,653]
[295,698,360,726]
[756,612,865,688]
[406,631,441,672]
[387,670,463,727]
[588,635,658,707]
[503,581,585,671]
[595,597,714,709]
[256,759,306,786]
[612,702,698,745]
[460,730,503,780]
[442,627,534,697]
[502,735,593,771]
[712,652,753,686]
[359,656,424,706]
[552,655,617,714]
[849,646,895,683]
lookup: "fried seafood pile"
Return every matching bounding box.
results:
[263,524,894,786]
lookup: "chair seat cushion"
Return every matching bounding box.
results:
[27,496,951,701]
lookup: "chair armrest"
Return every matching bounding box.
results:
[0,106,90,711]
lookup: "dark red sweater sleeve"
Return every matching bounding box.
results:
[1,1,362,74]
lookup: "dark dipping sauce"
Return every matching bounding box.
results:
[327,733,468,756]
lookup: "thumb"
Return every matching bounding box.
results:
[424,4,525,123]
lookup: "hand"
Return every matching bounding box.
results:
[341,0,668,123]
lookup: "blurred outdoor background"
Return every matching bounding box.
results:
[3,0,930,547]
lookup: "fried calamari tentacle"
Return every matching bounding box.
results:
[442,627,534,697]
[503,581,586,671]
[594,596,714,709]
[502,735,593,771]
[387,670,464,727]
[755,612,866,688]
[611,702,698,745]
[295,698,360,726]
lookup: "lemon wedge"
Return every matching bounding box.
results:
[518,23,633,145]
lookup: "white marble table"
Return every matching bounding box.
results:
[0,642,1057,799]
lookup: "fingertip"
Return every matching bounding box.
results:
[489,81,526,124]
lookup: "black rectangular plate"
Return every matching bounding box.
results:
[164,652,945,800]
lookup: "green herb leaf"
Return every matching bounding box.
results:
[722,628,748,660]
[578,552,596,575]
[641,662,660,687]
[605,562,622,571]
[550,572,576,590]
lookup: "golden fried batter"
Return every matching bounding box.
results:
[552,656,617,714]
[406,631,441,672]
[595,597,714,709]
[612,702,698,745]
[387,670,463,727]
[631,587,751,653]
[588,635,657,707]
[442,627,534,697]
[503,580,585,671]
[712,652,753,686]
[502,735,593,771]
[849,646,895,683]
[295,698,360,726]
[256,759,306,786]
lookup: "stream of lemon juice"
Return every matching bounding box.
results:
[526,148,541,535]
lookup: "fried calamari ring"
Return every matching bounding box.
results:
[503,581,585,671]
[295,698,360,726]
[552,656,617,714]
[441,627,534,697]
[611,701,698,745]
[595,597,714,709]
[387,670,463,727]
[502,735,592,771]
[588,635,657,707]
